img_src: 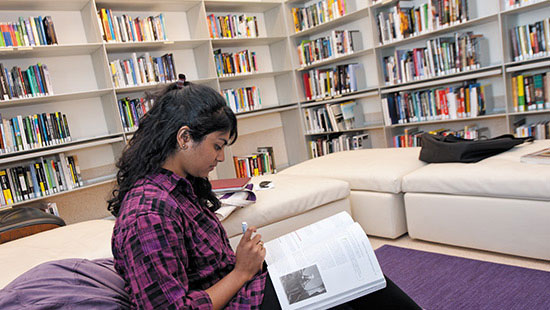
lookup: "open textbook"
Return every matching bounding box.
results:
[264,212,386,310]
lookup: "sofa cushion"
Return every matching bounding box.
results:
[402,140,550,201]
[280,148,425,193]
[221,174,350,238]
[0,219,114,289]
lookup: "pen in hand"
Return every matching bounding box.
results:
[242,222,248,234]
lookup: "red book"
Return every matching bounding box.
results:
[211,177,251,193]
[303,72,312,100]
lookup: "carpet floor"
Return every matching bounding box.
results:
[374,245,550,310]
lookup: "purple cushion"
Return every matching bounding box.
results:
[0,258,131,309]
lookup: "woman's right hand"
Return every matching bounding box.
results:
[234,226,266,281]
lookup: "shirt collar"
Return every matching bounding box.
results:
[147,168,197,200]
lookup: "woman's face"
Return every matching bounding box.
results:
[181,130,230,178]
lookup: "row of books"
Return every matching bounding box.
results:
[382,32,483,85]
[0,63,53,101]
[511,72,550,112]
[297,30,362,67]
[304,100,357,133]
[207,14,259,39]
[515,119,549,140]
[0,16,57,47]
[222,86,262,113]
[97,9,168,43]
[382,82,489,125]
[302,63,364,100]
[509,18,550,62]
[505,0,547,10]
[0,112,70,154]
[308,132,369,158]
[291,0,349,33]
[393,125,486,147]
[233,146,275,178]
[110,52,177,88]
[376,0,469,44]
[118,97,153,132]
[213,49,258,77]
[0,154,83,206]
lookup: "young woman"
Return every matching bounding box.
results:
[109,78,420,309]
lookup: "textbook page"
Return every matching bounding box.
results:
[266,221,386,310]
[264,211,354,266]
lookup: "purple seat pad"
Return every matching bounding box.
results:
[0,258,131,309]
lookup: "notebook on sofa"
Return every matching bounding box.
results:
[210,177,251,193]
[264,211,386,310]
[520,147,550,165]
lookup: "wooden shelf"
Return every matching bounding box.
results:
[0,89,115,108]
[235,103,298,119]
[0,0,91,10]
[211,36,287,47]
[301,88,379,108]
[297,48,374,71]
[380,66,503,94]
[390,113,507,128]
[501,0,550,15]
[95,0,201,11]
[0,44,103,59]
[105,40,209,52]
[306,124,385,136]
[218,70,292,82]
[0,175,116,210]
[0,135,124,165]
[205,0,282,13]
[290,7,369,38]
[376,14,498,49]
[508,109,550,116]
[505,55,550,72]
[369,0,399,10]
[114,81,177,93]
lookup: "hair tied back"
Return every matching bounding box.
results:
[176,74,187,89]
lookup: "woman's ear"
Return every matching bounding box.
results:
[177,126,191,149]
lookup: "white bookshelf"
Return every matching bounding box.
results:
[1,0,549,210]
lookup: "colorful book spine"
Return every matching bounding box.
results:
[0,112,71,154]
[206,14,259,39]
[213,49,258,77]
[110,53,176,88]
[223,86,262,113]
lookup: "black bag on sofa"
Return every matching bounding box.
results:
[419,133,534,163]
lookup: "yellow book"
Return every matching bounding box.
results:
[517,75,525,112]
[511,76,518,112]
[0,170,14,205]
[465,87,470,115]
[292,8,300,32]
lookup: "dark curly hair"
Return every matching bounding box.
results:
[108,80,237,216]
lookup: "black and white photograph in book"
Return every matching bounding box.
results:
[280,265,327,305]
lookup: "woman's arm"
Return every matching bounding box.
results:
[205,227,266,310]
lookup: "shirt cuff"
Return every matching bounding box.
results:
[188,289,213,310]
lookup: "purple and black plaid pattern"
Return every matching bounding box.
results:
[112,169,267,309]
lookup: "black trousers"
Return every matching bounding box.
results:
[260,272,421,310]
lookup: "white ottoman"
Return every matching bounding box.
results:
[280,148,426,238]
[402,140,550,260]
[0,219,115,289]
[224,174,350,248]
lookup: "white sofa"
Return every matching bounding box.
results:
[0,173,350,289]
[281,140,550,261]
[403,140,550,260]
[280,147,426,238]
